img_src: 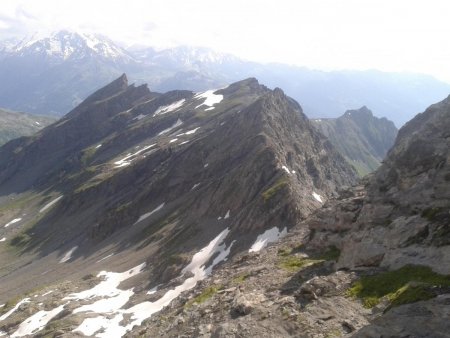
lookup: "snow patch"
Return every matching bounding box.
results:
[157,118,183,136]
[75,314,126,338]
[11,304,65,337]
[176,127,200,137]
[133,114,146,121]
[73,229,232,337]
[147,285,159,295]
[95,144,102,149]
[41,290,54,297]
[204,163,209,168]
[0,298,30,321]
[185,127,200,135]
[4,218,22,227]
[0,237,6,242]
[194,90,223,109]
[64,263,146,301]
[39,196,63,213]
[59,246,78,263]
[249,227,288,253]
[179,140,190,145]
[114,144,156,168]
[169,138,178,143]
[74,290,134,314]
[224,210,230,219]
[312,192,323,203]
[281,165,291,175]
[191,183,201,190]
[154,99,185,116]
[35,121,41,125]
[134,203,165,225]
[96,253,115,263]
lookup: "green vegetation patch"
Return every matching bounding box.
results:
[80,146,99,166]
[261,178,288,202]
[315,246,341,261]
[347,265,450,309]
[421,207,445,221]
[278,255,324,272]
[277,245,339,272]
[184,285,221,308]
[277,247,292,257]
[9,232,32,248]
[232,273,250,284]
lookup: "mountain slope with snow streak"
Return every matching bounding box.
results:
[0,75,356,336]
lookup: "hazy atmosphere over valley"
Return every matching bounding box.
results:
[0,1,449,337]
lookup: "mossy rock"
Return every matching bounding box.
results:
[232,273,250,284]
[261,178,288,203]
[278,255,324,272]
[347,265,450,309]
[184,285,221,308]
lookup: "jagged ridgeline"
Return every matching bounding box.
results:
[0,75,356,336]
[311,106,398,176]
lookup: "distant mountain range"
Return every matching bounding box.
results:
[0,108,56,145]
[1,30,449,126]
[312,107,398,176]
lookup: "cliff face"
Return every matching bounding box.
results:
[309,95,450,274]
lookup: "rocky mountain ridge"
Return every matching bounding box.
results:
[124,89,450,338]
[0,75,357,337]
[312,106,398,176]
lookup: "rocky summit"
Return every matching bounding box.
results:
[0,75,358,337]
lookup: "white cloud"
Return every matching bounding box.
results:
[0,0,450,82]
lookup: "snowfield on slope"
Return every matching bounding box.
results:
[154,99,185,116]
[194,90,223,109]
[249,227,288,253]
[9,229,234,338]
[114,144,156,168]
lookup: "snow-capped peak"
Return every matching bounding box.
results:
[6,30,134,62]
[133,45,240,68]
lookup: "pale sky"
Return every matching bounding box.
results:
[1,0,450,82]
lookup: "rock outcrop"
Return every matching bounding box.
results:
[309,95,450,274]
